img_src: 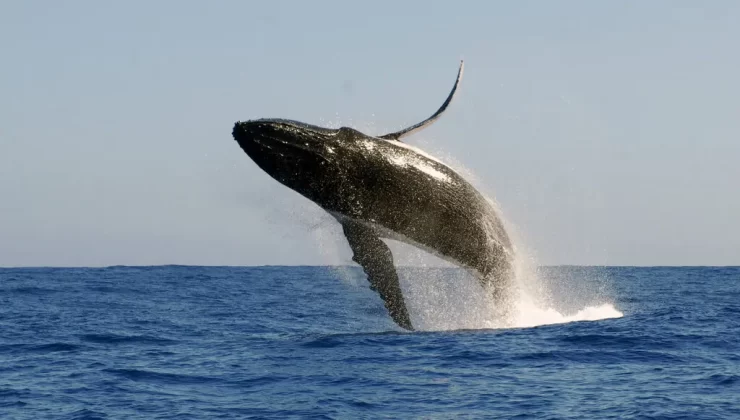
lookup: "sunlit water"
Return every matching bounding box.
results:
[1,265,738,419]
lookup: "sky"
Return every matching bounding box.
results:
[1,1,739,267]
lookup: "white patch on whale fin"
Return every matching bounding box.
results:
[379,60,464,142]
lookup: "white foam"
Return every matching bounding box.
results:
[397,258,624,332]
[508,292,623,329]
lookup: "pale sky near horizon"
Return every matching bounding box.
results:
[1,1,739,267]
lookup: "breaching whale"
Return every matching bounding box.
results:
[233,61,513,330]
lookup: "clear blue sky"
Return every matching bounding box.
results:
[1,1,738,267]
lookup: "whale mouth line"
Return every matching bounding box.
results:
[251,134,333,161]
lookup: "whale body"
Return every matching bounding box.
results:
[232,62,513,330]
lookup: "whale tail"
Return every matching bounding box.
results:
[379,60,464,141]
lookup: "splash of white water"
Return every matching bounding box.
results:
[394,242,623,332]
[501,243,624,329]
[512,299,623,329]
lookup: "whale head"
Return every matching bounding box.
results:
[232,119,369,206]
[231,62,466,216]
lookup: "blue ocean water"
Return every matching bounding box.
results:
[0,265,738,419]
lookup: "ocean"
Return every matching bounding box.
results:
[0,265,738,419]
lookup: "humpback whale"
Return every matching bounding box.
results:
[233,62,513,330]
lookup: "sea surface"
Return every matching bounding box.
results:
[0,265,738,419]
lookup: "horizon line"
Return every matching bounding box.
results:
[1,264,739,269]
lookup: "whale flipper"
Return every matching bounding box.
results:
[379,60,464,141]
[340,220,413,330]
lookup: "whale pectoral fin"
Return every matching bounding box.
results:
[340,220,414,331]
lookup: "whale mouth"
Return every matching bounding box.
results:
[233,119,338,163]
[234,119,337,156]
